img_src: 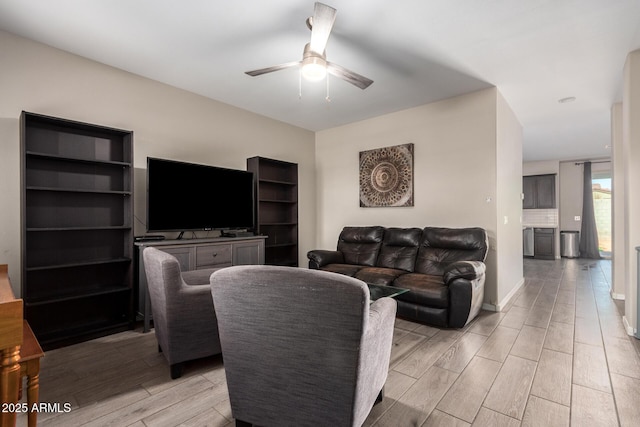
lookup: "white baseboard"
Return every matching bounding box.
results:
[482,277,525,312]
[481,302,498,312]
[611,292,625,301]
[623,316,637,337]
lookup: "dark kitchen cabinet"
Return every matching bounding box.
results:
[523,176,537,209]
[534,228,555,260]
[523,174,556,209]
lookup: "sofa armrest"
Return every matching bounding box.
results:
[445,261,485,328]
[443,260,486,285]
[307,250,344,269]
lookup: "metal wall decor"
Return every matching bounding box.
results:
[359,143,414,207]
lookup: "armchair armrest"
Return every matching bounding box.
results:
[443,260,486,285]
[168,279,216,324]
[356,297,396,421]
[307,250,344,269]
[367,297,397,334]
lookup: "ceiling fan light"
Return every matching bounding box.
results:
[301,57,327,81]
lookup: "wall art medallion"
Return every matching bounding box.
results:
[359,143,414,207]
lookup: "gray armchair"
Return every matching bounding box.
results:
[210,265,396,427]
[142,247,222,379]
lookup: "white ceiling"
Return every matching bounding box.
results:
[1,0,639,162]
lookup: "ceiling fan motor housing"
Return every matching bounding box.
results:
[301,43,327,81]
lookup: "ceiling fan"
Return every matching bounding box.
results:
[245,2,373,90]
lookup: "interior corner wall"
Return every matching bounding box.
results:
[315,88,503,307]
[523,160,560,176]
[0,30,316,295]
[495,91,524,307]
[622,50,640,336]
[611,102,625,299]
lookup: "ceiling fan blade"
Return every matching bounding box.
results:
[327,62,373,90]
[309,2,337,54]
[245,61,301,77]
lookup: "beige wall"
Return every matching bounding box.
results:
[622,49,640,336]
[0,31,316,295]
[496,92,524,308]
[612,103,625,299]
[315,87,524,308]
[559,162,583,233]
[523,160,559,177]
[558,160,611,232]
[0,30,526,312]
[495,91,525,308]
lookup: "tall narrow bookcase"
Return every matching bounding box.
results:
[21,112,134,349]
[247,157,298,266]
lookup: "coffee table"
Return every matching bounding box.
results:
[367,283,409,301]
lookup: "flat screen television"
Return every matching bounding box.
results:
[146,157,254,232]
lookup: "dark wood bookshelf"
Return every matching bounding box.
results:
[21,111,134,350]
[247,157,298,267]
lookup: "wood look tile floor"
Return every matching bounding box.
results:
[19,258,640,426]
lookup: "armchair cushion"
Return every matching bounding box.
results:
[181,267,220,285]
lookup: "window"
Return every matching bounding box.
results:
[592,172,611,257]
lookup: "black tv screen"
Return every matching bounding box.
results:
[146,157,254,232]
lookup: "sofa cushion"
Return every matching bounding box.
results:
[393,273,448,308]
[337,226,385,266]
[414,227,488,275]
[376,227,422,272]
[320,264,364,277]
[354,267,408,286]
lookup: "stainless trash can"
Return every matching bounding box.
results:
[561,230,579,258]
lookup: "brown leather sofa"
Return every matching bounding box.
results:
[307,226,488,328]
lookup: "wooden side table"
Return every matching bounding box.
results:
[1,264,23,427]
[19,321,44,427]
